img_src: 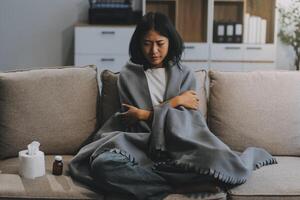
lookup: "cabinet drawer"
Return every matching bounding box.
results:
[211,44,243,61]
[182,43,209,61]
[75,54,129,72]
[75,26,135,54]
[244,44,275,61]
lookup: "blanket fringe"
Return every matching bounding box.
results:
[255,157,277,169]
[154,156,277,185]
[103,148,277,185]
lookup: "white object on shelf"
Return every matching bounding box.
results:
[255,16,262,44]
[244,13,250,43]
[260,19,267,44]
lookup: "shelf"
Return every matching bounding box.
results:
[177,0,207,42]
[214,1,244,24]
[146,0,208,43]
[146,0,176,26]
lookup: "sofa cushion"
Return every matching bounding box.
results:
[0,155,103,199]
[0,66,99,158]
[228,156,300,200]
[208,71,300,155]
[0,155,226,200]
[100,70,120,125]
[100,69,208,124]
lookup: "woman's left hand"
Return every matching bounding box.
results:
[119,104,151,125]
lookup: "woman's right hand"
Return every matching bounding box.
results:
[176,90,199,110]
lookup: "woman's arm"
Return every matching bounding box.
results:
[166,90,200,110]
[120,104,152,124]
[120,89,199,123]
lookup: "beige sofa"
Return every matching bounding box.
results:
[0,66,299,200]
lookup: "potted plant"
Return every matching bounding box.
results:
[278,0,300,70]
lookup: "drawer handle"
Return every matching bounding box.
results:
[185,46,195,49]
[246,47,262,50]
[225,46,241,50]
[101,31,115,35]
[101,58,115,62]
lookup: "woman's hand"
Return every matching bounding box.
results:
[120,104,151,125]
[178,90,199,110]
[168,90,199,110]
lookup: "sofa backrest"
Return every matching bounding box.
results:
[0,66,99,159]
[100,69,208,125]
[208,70,300,156]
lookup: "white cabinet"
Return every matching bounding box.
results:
[210,0,277,71]
[75,25,135,72]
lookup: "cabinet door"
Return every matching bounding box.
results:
[75,54,129,72]
[75,26,135,54]
[244,44,276,62]
[210,44,244,61]
[182,43,209,61]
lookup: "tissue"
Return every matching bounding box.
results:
[19,141,45,179]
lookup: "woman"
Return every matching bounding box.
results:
[69,12,276,200]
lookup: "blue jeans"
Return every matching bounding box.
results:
[90,150,172,200]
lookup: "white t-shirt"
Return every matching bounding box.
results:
[144,68,167,106]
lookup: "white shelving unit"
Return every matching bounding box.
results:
[74,0,277,72]
[209,0,277,71]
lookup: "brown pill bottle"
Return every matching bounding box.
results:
[52,155,63,175]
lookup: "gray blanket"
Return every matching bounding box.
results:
[69,62,276,197]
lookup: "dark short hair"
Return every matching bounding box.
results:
[129,12,184,69]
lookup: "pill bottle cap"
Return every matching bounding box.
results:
[54,155,62,161]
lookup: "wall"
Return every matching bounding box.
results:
[0,0,88,71]
[0,0,296,71]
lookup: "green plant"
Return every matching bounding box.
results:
[278,0,300,70]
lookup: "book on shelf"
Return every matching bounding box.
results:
[225,23,234,43]
[234,24,243,43]
[213,22,225,43]
[214,22,243,43]
[89,0,132,9]
[244,14,267,44]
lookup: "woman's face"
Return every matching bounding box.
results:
[141,30,169,68]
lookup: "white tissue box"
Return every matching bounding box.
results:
[19,150,45,179]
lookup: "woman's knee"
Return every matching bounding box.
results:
[90,150,131,181]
